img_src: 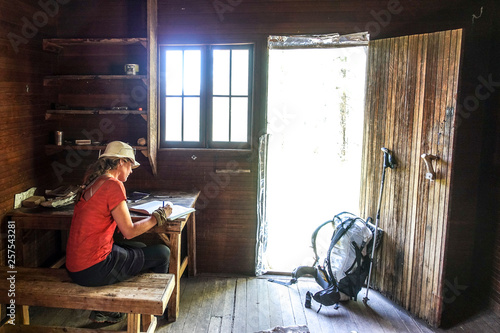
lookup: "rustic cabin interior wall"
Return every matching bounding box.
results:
[491,17,500,315]
[442,7,500,323]
[1,0,499,327]
[0,1,61,267]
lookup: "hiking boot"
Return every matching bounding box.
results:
[89,311,126,323]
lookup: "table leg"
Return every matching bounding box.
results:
[127,313,140,333]
[141,314,157,332]
[17,228,25,267]
[14,305,30,325]
[187,213,197,277]
[167,233,181,321]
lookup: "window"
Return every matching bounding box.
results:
[159,44,253,149]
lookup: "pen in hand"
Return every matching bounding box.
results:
[162,201,173,219]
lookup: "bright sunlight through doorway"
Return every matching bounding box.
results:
[265,45,367,272]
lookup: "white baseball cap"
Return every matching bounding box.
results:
[99,141,140,168]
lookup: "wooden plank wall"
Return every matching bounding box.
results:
[492,11,500,311]
[359,29,463,327]
[126,149,259,274]
[441,3,500,323]
[156,0,468,40]
[0,0,62,267]
[494,87,500,313]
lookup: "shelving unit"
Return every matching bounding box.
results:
[42,0,158,175]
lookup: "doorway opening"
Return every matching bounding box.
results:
[264,43,368,273]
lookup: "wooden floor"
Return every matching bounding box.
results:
[26,274,500,333]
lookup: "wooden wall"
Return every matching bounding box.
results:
[492,14,500,311]
[457,0,500,321]
[0,0,62,267]
[1,0,499,326]
[493,77,500,314]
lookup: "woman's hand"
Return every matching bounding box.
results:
[163,203,173,218]
[152,203,173,226]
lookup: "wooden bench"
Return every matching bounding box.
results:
[0,267,175,333]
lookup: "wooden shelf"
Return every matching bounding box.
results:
[43,38,147,53]
[46,144,147,150]
[46,109,147,120]
[44,75,148,86]
[45,144,148,157]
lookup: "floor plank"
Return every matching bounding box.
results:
[232,277,248,333]
[267,277,285,329]
[22,275,500,333]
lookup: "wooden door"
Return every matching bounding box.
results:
[359,29,462,327]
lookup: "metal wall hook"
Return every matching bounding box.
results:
[421,153,439,181]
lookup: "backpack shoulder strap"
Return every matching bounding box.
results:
[310,212,358,265]
[311,219,335,265]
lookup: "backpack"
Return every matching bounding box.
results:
[269,212,383,311]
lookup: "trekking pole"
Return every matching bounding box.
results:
[363,147,396,304]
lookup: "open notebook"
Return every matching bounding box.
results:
[129,200,195,220]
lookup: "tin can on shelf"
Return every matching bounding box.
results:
[124,64,139,75]
[55,131,63,146]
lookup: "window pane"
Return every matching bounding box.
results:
[213,49,230,95]
[231,49,249,95]
[184,97,200,141]
[212,97,229,141]
[165,97,182,141]
[184,50,201,95]
[165,51,183,95]
[230,97,248,142]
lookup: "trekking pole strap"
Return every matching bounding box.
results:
[267,278,296,286]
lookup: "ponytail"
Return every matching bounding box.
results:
[75,157,121,202]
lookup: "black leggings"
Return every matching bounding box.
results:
[136,241,170,273]
[68,241,170,287]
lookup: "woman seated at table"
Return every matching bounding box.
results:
[65,141,172,323]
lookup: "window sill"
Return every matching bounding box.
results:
[158,147,252,153]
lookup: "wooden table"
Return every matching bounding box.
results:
[8,190,199,322]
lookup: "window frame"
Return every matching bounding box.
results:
[159,43,254,150]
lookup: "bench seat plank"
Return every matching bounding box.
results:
[0,325,128,333]
[0,267,174,316]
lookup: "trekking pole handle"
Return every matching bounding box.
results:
[381,147,397,169]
